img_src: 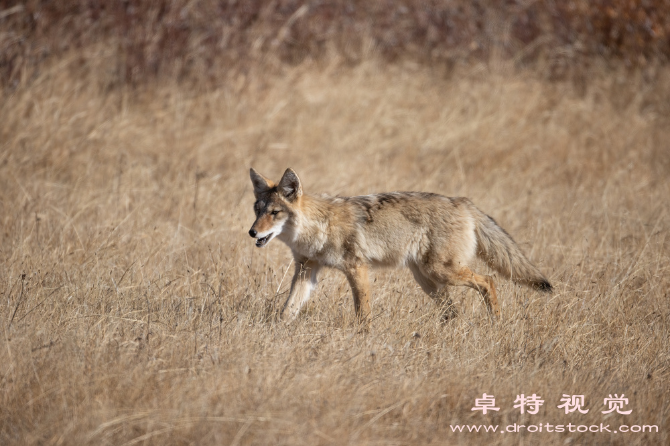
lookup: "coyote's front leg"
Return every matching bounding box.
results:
[344,265,371,326]
[280,258,320,321]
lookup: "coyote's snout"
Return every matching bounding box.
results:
[249,167,551,324]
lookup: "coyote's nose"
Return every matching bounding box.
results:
[248,229,257,238]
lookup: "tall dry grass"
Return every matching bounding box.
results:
[1,51,669,444]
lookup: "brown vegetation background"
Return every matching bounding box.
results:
[3,0,670,88]
[1,1,669,444]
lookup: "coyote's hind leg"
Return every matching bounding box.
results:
[422,262,500,319]
[451,267,499,318]
[409,263,457,321]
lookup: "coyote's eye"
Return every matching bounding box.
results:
[271,210,280,216]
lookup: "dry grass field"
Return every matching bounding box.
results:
[2,36,670,445]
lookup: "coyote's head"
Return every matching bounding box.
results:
[248,167,302,248]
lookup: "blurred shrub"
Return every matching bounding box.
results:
[1,0,669,88]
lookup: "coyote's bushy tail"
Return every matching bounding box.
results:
[473,209,552,292]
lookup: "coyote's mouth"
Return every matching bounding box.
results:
[255,233,273,248]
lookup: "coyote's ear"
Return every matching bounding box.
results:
[250,168,273,197]
[278,168,302,202]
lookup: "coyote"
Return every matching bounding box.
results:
[248,168,551,324]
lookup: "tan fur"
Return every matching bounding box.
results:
[249,168,551,325]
